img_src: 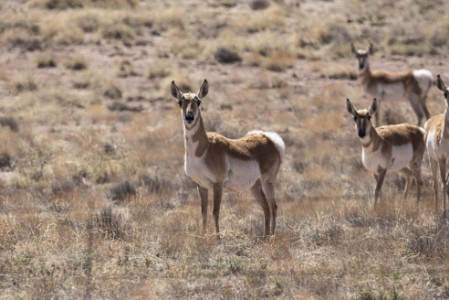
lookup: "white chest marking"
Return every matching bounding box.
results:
[362,143,413,173]
[184,153,214,189]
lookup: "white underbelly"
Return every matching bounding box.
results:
[376,82,405,101]
[223,157,261,192]
[362,144,413,172]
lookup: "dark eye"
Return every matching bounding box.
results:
[177,99,183,107]
[353,115,358,121]
[445,91,448,98]
[197,99,202,106]
[367,115,371,120]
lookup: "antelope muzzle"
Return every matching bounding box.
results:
[185,111,194,124]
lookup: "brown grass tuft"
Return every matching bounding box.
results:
[28,0,138,9]
[64,54,89,70]
[36,52,58,68]
[102,23,135,45]
[11,75,38,94]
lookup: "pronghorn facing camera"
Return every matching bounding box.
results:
[425,74,449,214]
[346,98,425,205]
[171,79,285,238]
[351,43,433,127]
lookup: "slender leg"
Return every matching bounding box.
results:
[375,100,381,127]
[250,180,271,236]
[429,158,439,212]
[412,167,422,204]
[443,170,449,216]
[212,183,223,239]
[400,168,413,200]
[421,101,431,122]
[374,169,387,206]
[408,93,425,126]
[444,181,448,216]
[197,185,208,235]
[439,159,447,215]
[262,180,278,235]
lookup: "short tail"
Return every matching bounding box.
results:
[247,130,286,162]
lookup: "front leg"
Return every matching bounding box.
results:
[213,183,223,239]
[374,94,384,127]
[197,185,208,235]
[373,168,387,206]
[429,158,439,212]
[440,159,448,215]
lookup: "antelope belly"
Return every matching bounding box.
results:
[389,144,413,172]
[362,143,412,172]
[224,158,261,192]
[378,82,404,101]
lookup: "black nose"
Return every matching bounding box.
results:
[359,63,365,69]
[358,129,366,138]
[185,112,194,123]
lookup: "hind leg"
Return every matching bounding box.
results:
[261,180,278,235]
[408,93,426,126]
[412,166,423,204]
[429,158,439,212]
[399,168,413,199]
[250,179,271,236]
[374,100,381,127]
[409,150,424,204]
[441,159,448,215]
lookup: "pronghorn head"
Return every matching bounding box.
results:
[351,43,374,72]
[171,79,208,127]
[346,98,378,139]
[436,74,449,107]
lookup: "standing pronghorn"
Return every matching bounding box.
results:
[351,43,433,127]
[425,74,449,214]
[171,79,285,238]
[346,98,425,205]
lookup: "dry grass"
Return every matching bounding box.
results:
[0,0,448,299]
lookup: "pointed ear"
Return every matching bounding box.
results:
[198,79,208,99]
[346,98,357,115]
[368,43,374,55]
[171,81,181,99]
[436,74,447,92]
[369,98,378,115]
[351,42,356,54]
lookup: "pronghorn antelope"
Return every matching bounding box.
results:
[351,43,433,127]
[171,79,285,238]
[425,74,449,214]
[346,98,425,205]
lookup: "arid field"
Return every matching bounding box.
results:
[0,0,449,299]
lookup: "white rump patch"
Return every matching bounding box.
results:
[413,69,434,94]
[247,130,286,161]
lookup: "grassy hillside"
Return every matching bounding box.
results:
[0,0,448,298]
